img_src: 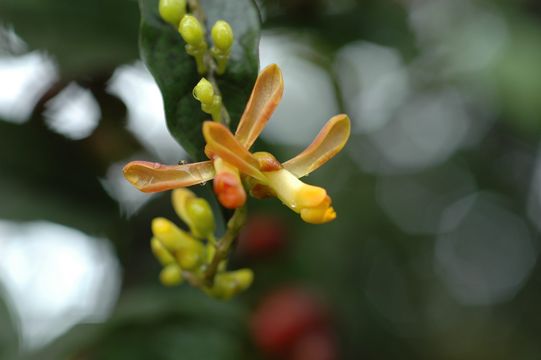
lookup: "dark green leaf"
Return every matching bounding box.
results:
[139,0,260,160]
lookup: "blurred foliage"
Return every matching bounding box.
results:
[0,0,541,359]
[0,0,140,78]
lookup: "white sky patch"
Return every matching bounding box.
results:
[0,221,121,351]
[0,51,58,123]
[44,83,101,140]
[100,159,156,216]
[108,62,186,164]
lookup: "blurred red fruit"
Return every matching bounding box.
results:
[289,329,337,360]
[251,287,328,355]
[237,215,286,258]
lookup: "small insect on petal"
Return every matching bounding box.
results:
[123,160,215,193]
[283,114,351,178]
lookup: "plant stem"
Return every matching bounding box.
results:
[203,206,247,286]
[188,0,231,126]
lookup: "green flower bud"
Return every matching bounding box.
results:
[160,264,183,286]
[206,269,254,300]
[211,20,234,52]
[185,197,215,239]
[178,15,205,47]
[176,241,205,270]
[151,237,175,266]
[159,0,186,27]
[193,78,215,105]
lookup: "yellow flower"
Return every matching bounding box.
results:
[123,64,350,224]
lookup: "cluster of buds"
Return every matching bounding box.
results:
[159,0,234,75]
[150,188,253,299]
[125,1,351,299]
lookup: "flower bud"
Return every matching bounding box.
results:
[171,189,215,239]
[213,158,246,209]
[160,263,183,286]
[176,240,205,270]
[178,15,205,47]
[211,20,234,52]
[172,188,195,224]
[151,217,194,251]
[159,0,186,27]
[207,268,254,300]
[193,78,215,105]
[151,237,175,265]
[185,197,215,239]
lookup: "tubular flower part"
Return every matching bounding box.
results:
[123,64,351,224]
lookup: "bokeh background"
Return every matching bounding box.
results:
[1,0,541,359]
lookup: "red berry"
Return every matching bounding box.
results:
[237,215,286,258]
[289,329,337,360]
[250,287,328,355]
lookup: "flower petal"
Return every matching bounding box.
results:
[213,158,247,209]
[123,160,215,193]
[234,64,284,149]
[203,121,265,181]
[283,114,350,178]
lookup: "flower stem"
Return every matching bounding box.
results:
[203,206,247,286]
[188,0,231,126]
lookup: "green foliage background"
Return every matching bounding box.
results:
[0,0,541,359]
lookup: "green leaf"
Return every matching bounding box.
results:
[139,0,260,160]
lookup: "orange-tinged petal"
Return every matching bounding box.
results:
[203,121,265,181]
[235,64,284,149]
[283,114,351,178]
[123,160,215,193]
[213,157,247,209]
[214,171,247,209]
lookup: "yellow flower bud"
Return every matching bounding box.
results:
[160,264,183,286]
[172,188,195,224]
[159,0,186,27]
[151,217,194,251]
[185,197,215,239]
[193,78,215,105]
[176,241,205,270]
[178,15,205,47]
[171,189,215,239]
[206,268,254,300]
[151,237,175,265]
[211,20,234,52]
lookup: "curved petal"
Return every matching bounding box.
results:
[123,160,215,193]
[203,121,265,181]
[234,64,284,149]
[283,114,351,178]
